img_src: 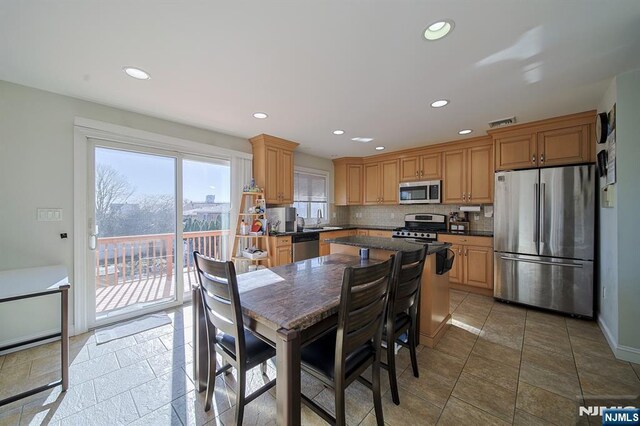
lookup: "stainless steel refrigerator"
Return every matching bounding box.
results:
[494,164,595,317]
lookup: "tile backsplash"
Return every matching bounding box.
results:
[332,204,494,232]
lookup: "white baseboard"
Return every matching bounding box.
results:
[598,316,640,364]
[0,325,76,355]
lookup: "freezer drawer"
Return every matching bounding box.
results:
[494,253,593,317]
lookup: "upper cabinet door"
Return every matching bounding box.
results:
[380,160,399,204]
[347,164,363,205]
[363,162,381,204]
[420,153,442,180]
[443,149,466,204]
[467,145,493,204]
[495,134,537,171]
[279,149,294,204]
[399,156,421,182]
[537,124,590,167]
[264,146,280,203]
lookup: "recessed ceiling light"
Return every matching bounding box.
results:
[351,137,374,143]
[253,112,268,119]
[423,19,454,41]
[430,99,449,108]
[333,130,345,135]
[123,67,150,80]
[458,129,473,135]
[375,146,385,151]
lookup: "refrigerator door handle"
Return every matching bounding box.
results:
[533,183,539,243]
[499,255,583,268]
[540,183,545,244]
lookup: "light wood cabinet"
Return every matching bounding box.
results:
[368,230,393,238]
[250,134,299,204]
[438,235,493,290]
[399,153,442,182]
[363,159,399,205]
[443,142,493,204]
[492,111,595,171]
[494,134,537,171]
[357,229,369,236]
[537,124,590,167]
[333,159,363,206]
[268,236,292,266]
[464,245,493,288]
[319,229,357,256]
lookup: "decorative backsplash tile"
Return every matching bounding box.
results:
[332,204,494,232]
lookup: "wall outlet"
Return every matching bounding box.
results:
[474,214,480,220]
[332,212,336,218]
[603,287,606,299]
[391,213,395,219]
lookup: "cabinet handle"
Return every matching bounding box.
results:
[415,171,419,177]
[465,249,468,256]
[420,170,424,177]
[540,154,544,163]
[468,193,471,201]
[532,154,536,164]
[462,193,466,201]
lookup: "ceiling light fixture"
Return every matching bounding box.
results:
[458,129,473,135]
[375,146,385,151]
[253,112,268,119]
[430,99,449,108]
[423,19,454,41]
[123,67,150,80]
[351,137,374,143]
[333,130,345,135]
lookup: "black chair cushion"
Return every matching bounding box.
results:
[301,330,374,380]
[383,312,411,339]
[217,329,275,366]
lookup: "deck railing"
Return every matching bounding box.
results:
[95,230,230,289]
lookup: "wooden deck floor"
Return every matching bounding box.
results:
[96,270,199,314]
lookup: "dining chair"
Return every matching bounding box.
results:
[299,257,394,426]
[193,251,276,425]
[383,246,428,405]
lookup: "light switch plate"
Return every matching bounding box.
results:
[37,208,63,221]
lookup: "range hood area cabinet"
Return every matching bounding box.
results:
[250,134,299,205]
[442,141,493,205]
[491,111,595,171]
[399,152,442,182]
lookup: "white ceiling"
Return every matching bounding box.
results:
[1,1,640,158]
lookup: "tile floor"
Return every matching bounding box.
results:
[1,290,639,425]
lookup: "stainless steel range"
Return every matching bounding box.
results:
[392,214,447,243]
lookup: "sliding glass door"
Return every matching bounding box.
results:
[86,140,233,327]
[92,145,178,322]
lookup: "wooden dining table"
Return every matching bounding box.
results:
[192,253,383,425]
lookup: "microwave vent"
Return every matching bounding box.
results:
[488,116,517,128]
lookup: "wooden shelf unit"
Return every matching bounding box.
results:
[231,191,271,271]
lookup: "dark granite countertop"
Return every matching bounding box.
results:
[326,236,451,254]
[236,254,383,330]
[438,230,494,237]
[269,224,396,237]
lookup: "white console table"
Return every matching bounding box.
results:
[0,265,70,406]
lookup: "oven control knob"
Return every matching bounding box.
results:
[420,233,425,237]
[413,233,418,237]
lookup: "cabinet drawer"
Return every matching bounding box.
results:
[438,235,493,248]
[368,230,392,238]
[275,236,292,247]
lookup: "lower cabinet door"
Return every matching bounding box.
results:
[319,243,330,256]
[276,246,292,265]
[464,245,493,289]
[448,244,464,284]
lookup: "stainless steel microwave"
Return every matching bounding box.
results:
[399,180,441,204]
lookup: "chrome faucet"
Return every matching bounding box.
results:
[317,208,323,226]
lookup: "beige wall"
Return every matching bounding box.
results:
[0,80,331,345]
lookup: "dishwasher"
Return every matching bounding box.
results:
[292,232,320,261]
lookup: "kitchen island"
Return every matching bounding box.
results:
[326,236,452,347]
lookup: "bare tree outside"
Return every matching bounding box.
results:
[95,164,134,221]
